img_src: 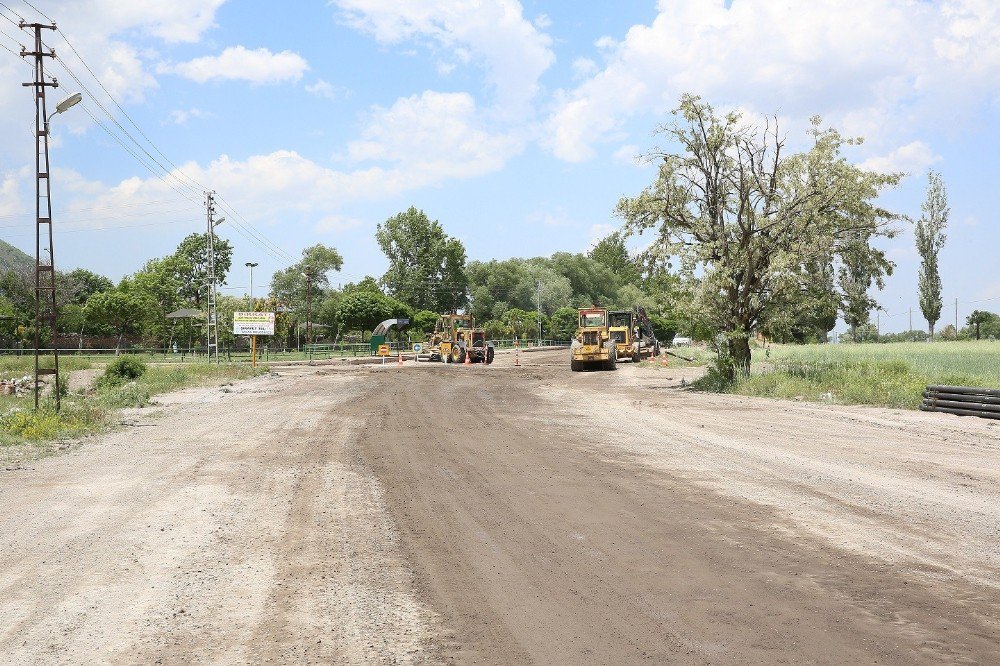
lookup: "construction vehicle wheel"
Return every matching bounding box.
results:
[455,347,466,364]
[632,351,641,363]
[571,359,582,372]
[486,347,495,364]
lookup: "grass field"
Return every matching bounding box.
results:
[730,340,1000,409]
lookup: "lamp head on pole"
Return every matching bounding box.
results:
[55,92,82,115]
[213,217,225,228]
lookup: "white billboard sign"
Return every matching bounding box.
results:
[233,311,275,336]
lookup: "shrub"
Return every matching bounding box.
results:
[97,356,147,387]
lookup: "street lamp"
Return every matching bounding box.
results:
[245,262,258,309]
[49,92,82,121]
[31,89,82,411]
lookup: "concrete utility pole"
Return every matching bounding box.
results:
[205,192,223,363]
[302,268,314,347]
[955,298,959,334]
[21,20,67,410]
[536,280,542,344]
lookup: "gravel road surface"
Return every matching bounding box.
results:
[1,350,997,664]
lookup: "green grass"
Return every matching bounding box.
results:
[1,362,265,457]
[726,340,1000,409]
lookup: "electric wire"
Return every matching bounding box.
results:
[13,1,310,271]
[78,103,204,208]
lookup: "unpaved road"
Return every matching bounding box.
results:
[1,350,997,664]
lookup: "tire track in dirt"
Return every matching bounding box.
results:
[355,362,998,664]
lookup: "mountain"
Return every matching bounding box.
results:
[0,239,34,275]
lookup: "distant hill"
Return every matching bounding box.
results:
[0,239,34,275]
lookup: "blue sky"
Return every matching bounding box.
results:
[0,0,997,333]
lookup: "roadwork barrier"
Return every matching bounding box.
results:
[920,385,1000,420]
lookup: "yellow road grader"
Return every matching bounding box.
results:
[570,307,618,371]
[608,307,660,363]
[427,314,495,364]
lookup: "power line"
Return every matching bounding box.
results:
[20,0,50,23]
[13,4,301,272]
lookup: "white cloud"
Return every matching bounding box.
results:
[162,46,309,84]
[858,141,941,175]
[332,0,554,117]
[588,223,616,247]
[546,0,1000,162]
[346,91,523,180]
[305,79,342,99]
[167,108,212,125]
[527,207,573,228]
[571,57,598,80]
[612,144,641,166]
[0,172,25,217]
[315,215,364,234]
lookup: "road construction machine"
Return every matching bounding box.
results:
[608,307,660,362]
[570,307,617,371]
[427,314,495,364]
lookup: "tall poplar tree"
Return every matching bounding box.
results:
[915,171,949,340]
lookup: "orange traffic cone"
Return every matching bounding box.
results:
[398,353,403,366]
[464,350,471,366]
[514,348,521,367]
[660,352,668,368]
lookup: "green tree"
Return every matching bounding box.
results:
[411,309,439,334]
[376,206,467,312]
[63,268,114,305]
[966,310,995,340]
[172,233,234,307]
[343,275,382,295]
[269,244,344,324]
[129,257,186,344]
[87,289,149,351]
[338,291,410,335]
[915,171,949,340]
[838,232,891,342]
[617,95,902,379]
[589,232,641,285]
[549,306,579,340]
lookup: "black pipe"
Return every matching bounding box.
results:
[926,385,1000,398]
[920,403,1000,420]
[923,391,1000,406]
[922,398,1000,414]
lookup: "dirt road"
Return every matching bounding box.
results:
[1,350,997,663]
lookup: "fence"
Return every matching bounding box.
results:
[0,338,573,365]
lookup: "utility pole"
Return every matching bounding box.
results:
[909,307,913,335]
[302,268,314,347]
[22,20,61,410]
[205,191,223,363]
[955,298,958,336]
[536,280,541,344]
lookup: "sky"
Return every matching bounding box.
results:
[0,0,997,333]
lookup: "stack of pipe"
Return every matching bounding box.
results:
[921,385,1000,420]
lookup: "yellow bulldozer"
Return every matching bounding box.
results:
[608,307,660,363]
[427,314,495,364]
[570,307,618,371]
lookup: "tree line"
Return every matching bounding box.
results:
[0,93,984,376]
